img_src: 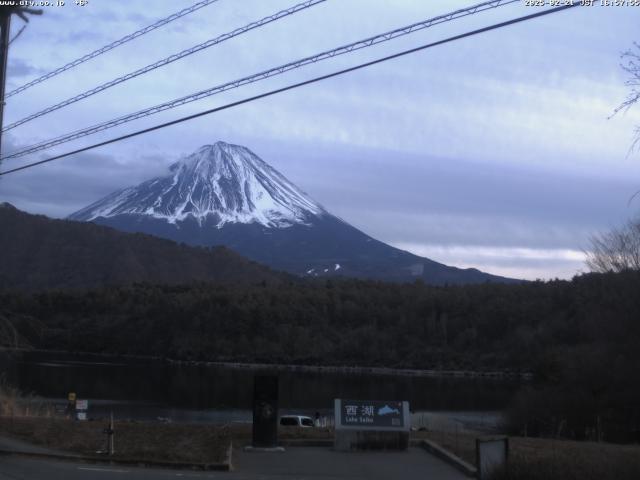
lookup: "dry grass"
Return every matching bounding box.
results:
[495,438,640,480]
[0,416,230,464]
[0,416,328,463]
[0,376,54,418]
[415,429,640,480]
[0,382,21,416]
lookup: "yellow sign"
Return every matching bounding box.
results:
[68,392,76,402]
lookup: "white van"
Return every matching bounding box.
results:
[279,415,315,428]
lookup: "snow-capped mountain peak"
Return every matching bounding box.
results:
[69,141,326,228]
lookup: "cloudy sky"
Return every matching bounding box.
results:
[1,0,639,280]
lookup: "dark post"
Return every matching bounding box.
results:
[252,375,278,448]
[0,8,11,156]
[102,411,115,455]
[108,411,115,455]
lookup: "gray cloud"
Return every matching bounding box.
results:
[7,58,44,78]
[0,135,169,218]
[262,141,638,238]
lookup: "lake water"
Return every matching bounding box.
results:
[1,351,522,431]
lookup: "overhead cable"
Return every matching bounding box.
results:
[0,4,580,177]
[2,0,327,132]
[5,0,222,98]
[2,0,519,160]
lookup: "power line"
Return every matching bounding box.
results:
[0,3,579,177]
[5,0,221,99]
[2,0,520,161]
[9,24,26,45]
[2,0,327,133]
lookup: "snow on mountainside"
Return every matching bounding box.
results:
[69,141,326,228]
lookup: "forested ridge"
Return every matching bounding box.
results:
[2,270,640,440]
[0,271,637,371]
[0,203,285,290]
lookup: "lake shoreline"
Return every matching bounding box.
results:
[0,347,532,380]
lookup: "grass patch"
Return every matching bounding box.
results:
[0,416,230,464]
[414,429,640,480]
[0,376,54,418]
[492,438,640,480]
[490,441,640,480]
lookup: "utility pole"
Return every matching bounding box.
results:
[0,4,42,158]
[0,7,12,157]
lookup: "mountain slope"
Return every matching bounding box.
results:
[69,141,517,285]
[0,202,284,291]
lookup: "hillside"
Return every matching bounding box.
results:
[0,203,285,290]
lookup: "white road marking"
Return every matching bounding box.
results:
[174,475,217,478]
[77,467,130,473]
[75,465,218,477]
[174,475,213,478]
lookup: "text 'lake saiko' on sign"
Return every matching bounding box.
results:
[340,400,405,428]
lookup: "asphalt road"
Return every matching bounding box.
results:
[0,456,220,480]
[0,448,468,480]
[233,446,468,479]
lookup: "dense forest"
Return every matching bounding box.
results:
[1,271,638,370]
[1,270,640,440]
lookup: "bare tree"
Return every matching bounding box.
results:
[612,42,640,154]
[586,217,640,273]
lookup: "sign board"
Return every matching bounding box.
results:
[476,436,509,480]
[75,399,88,421]
[68,392,76,402]
[334,399,410,431]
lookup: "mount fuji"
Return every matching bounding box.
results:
[69,141,514,284]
